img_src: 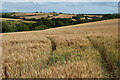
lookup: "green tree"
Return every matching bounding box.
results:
[34,25,47,30]
[18,24,30,31]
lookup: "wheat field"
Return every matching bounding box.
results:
[2,19,119,78]
[12,13,59,19]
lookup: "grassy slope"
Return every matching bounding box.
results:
[11,13,102,19]
[11,13,59,19]
[2,19,118,78]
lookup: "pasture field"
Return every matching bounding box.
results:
[11,13,101,19]
[2,19,119,78]
[11,13,60,19]
[0,18,36,23]
[0,18,21,21]
[51,14,77,18]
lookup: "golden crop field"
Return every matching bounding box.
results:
[1,18,36,24]
[11,13,77,19]
[52,14,77,18]
[2,19,119,78]
[12,13,58,19]
[0,18,21,21]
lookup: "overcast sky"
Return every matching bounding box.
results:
[1,2,119,14]
[1,0,120,2]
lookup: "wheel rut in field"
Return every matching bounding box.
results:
[45,36,57,66]
[87,36,118,78]
[46,37,56,55]
[3,66,8,78]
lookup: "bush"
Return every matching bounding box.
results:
[17,25,30,31]
[34,25,47,30]
[22,17,26,20]
[55,21,64,27]
[72,16,79,19]
[101,14,120,20]
[2,23,14,33]
[47,15,50,18]
[36,11,38,13]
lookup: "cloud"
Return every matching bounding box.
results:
[1,0,120,2]
[2,2,118,14]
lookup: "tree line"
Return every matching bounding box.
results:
[2,13,120,33]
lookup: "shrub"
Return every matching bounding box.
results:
[36,11,38,13]
[16,24,29,31]
[34,25,47,30]
[72,16,79,19]
[47,15,50,18]
[22,17,26,20]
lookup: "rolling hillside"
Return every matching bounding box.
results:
[10,13,101,19]
[11,13,73,19]
[2,19,118,78]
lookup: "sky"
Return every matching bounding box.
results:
[1,2,119,14]
[1,0,120,2]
